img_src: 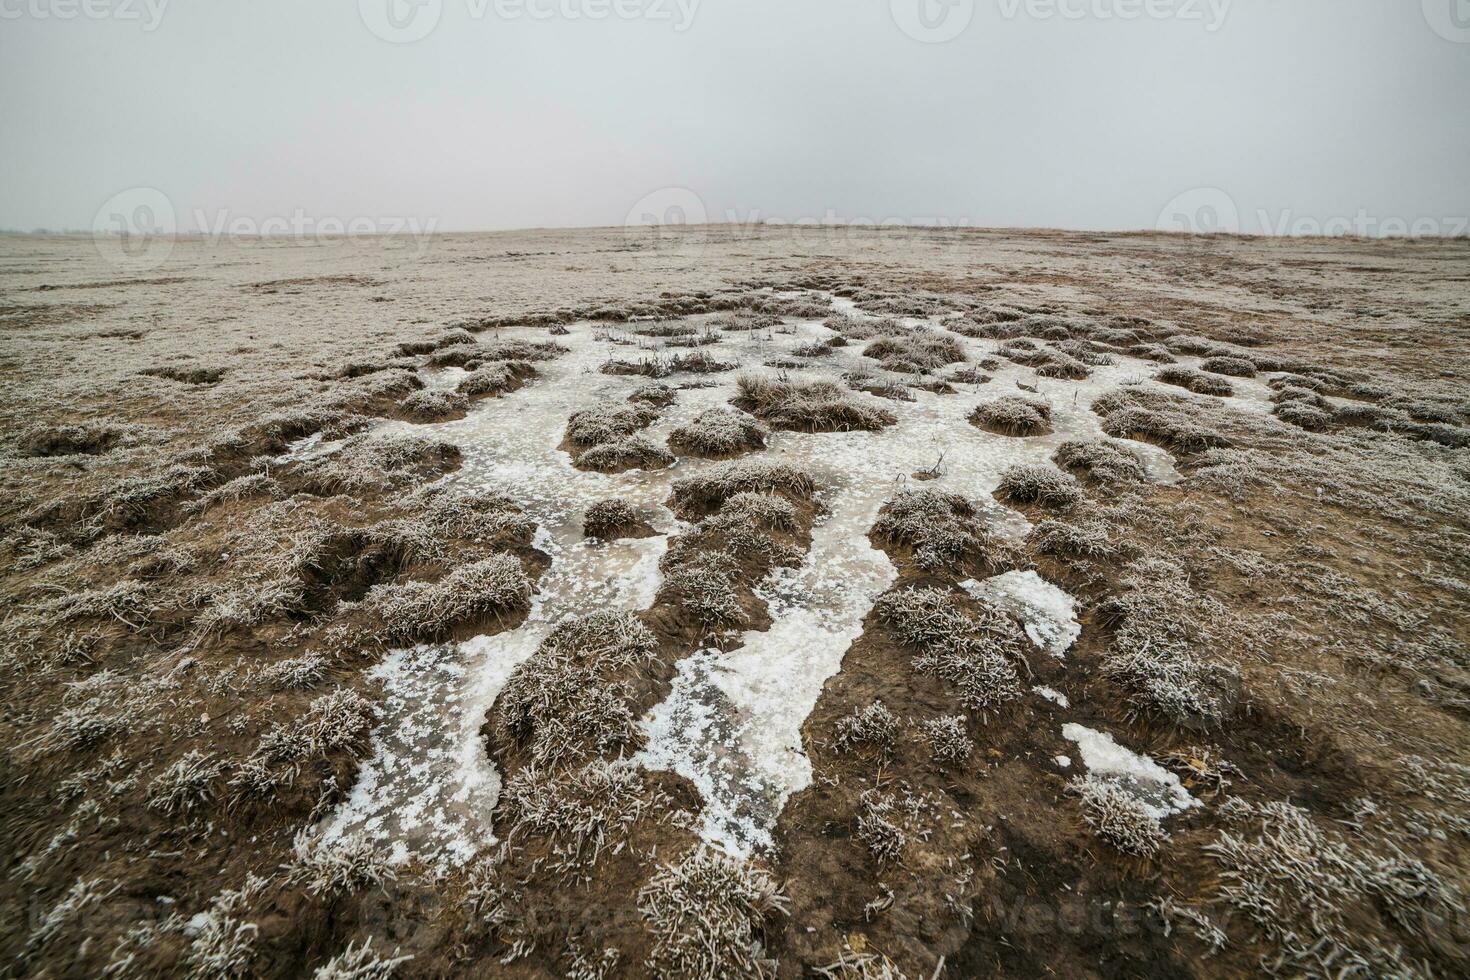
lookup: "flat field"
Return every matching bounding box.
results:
[2,227,1468,978]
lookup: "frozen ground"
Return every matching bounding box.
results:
[4,228,1468,979]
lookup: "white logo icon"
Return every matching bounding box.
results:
[1155,187,1240,235]
[360,0,443,43]
[1423,0,1470,42]
[93,187,176,270]
[891,0,975,43]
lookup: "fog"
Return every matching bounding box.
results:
[2,0,1467,236]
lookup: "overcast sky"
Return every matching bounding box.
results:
[2,0,1467,236]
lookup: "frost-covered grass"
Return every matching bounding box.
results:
[368,554,531,644]
[832,700,900,756]
[861,329,965,375]
[583,498,644,539]
[492,612,660,767]
[575,435,675,473]
[565,404,658,447]
[1052,439,1145,484]
[1156,366,1234,397]
[919,715,974,765]
[1200,355,1256,377]
[871,488,1013,574]
[874,587,1025,711]
[968,395,1051,436]
[1068,775,1167,857]
[995,463,1084,509]
[670,459,815,516]
[735,374,896,433]
[286,831,395,896]
[1097,562,1237,721]
[1094,388,1232,453]
[668,408,768,457]
[638,847,788,980]
[1204,798,1463,976]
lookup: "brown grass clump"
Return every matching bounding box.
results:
[658,551,748,629]
[457,361,534,399]
[283,435,461,496]
[367,554,531,645]
[1095,388,1231,453]
[565,404,658,448]
[919,715,974,765]
[832,700,900,756]
[668,408,768,458]
[629,382,676,407]
[995,464,1084,509]
[1199,355,1256,377]
[491,612,660,767]
[1202,798,1464,977]
[873,587,1027,712]
[861,329,965,375]
[16,422,132,458]
[1068,776,1167,857]
[639,847,788,980]
[968,395,1052,436]
[998,342,1091,380]
[669,459,815,517]
[710,310,781,331]
[871,488,1015,574]
[1156,367,1234,397]
[583,498,648,540]
[1052,438,1146,484]
[398,389,469,422]
[1097,560,1238,721]
[575,436,674,473]
[734,374,896,433]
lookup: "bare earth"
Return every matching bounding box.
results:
[2,227,1469,979]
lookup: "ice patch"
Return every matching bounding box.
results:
[1061,723,1197,819]
[320,307,1208,865]
[637,480,897,858]
[962,570,1080,658]
[1033,685,1070,708]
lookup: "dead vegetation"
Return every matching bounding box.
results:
[667,408,768,458]
[564,403,672,472]
[874,587,1028,712]
[583,498,650,539]
[491,612,661,768]
[968,395,1052,436]
[871,488,1017,575]
[734,374,896,433]
[994,463,1084,509]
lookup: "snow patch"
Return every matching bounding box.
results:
[963,570,1080,658]
[1061,723,1197,819]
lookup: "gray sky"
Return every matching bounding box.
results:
[2,0,1467,236]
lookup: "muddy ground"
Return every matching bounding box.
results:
[1,226,1468,979]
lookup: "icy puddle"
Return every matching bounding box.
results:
[1062,723,1198,818]
[319,298,1189,865]
[637,452,898,856]
[962,570,1080,659]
